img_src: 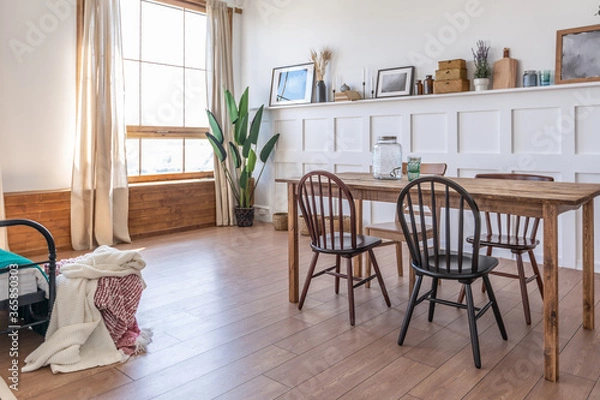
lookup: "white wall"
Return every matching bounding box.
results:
[0,0,76,192]
[237,0,600,106]
[0,0,598,194]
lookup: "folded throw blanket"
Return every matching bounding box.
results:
[22,245,146,373]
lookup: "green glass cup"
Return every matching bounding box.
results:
[407,156,421,181]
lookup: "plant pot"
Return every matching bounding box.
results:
[235,206,254,227]
[474,78,490,91]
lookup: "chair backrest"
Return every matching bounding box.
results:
[397,176,483,273]
[475,173,554,240]
[297,171,358,251]
[401,162,448,176]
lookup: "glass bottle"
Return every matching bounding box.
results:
[414,79,423,95]
[523,70,538,87]
[424,75,434,94]
[372,136,403,180]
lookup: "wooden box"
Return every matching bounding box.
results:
[334,90,362,102]
[433,78,470,94]
[438,59,467,70]
[435,68,467,81]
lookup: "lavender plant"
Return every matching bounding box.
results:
[472,40,491,79]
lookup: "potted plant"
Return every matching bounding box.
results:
[472,40,491,91]
[206,87,280,227]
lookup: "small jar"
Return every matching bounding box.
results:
[372,136,403,180]
[423,75,434,94]
[414,80,423,95]
[523,70,538,87]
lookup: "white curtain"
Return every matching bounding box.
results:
[71,0,131,250]
[206,0,236,226]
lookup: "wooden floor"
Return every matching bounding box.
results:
[2,222,600,399]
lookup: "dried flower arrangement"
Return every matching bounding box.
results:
[310,48,332,81]
[472,40,491,79]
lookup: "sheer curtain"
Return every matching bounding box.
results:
[71,0,131,250]
[206,0,235,226]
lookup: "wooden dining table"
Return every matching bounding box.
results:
[277,172,600,382]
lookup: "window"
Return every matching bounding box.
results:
[120,0,213,183]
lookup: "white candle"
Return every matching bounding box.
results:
[362,68,365,83]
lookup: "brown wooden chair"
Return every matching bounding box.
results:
[457,173,552,325]
[365,162,447,287]
[297,170,391,325]
[396,176,507,368]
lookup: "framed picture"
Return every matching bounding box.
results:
[269,62,315,106]
[375,66,415,98]
[555,24,600,84]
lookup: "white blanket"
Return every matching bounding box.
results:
[22,245,146,373]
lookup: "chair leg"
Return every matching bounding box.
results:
[395,241,403,276]
[368,249,391,307]
[457,285,465,304]
[346,257,356,326]
[409,265,416,296]
[298,252,320,310]
[398,274,423,346]
[528,250,544,299]
[482,275,508,340]
[428,277,439,322]
[464,283,482,369]
[335,254,341,294]
[515,252,532,325]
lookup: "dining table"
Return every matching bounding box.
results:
[276,172,600,382]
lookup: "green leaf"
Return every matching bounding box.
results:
[246,149,257,175]
[228,142,241,169]
[234,114,248,147]
[238,87,249,120]
[225,89,238,124]
[206,109,224,143]
[206,132,227,162]
[259,133,280,163]
[248,105,264,145]
[239,169,248,190]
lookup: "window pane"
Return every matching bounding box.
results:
[141,63,184,126]
[185,68,208,127]
[185,10,206,69]
[120,0,140,60]
[124,60,140,125]
[141,139,183,174]
[185,139,214,172]
[126,138,140,175]
[141,1,183,66]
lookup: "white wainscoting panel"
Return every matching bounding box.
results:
[266,83,600,271]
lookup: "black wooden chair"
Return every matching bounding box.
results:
[297,170,391,325]
[396,176,507,368]
[458,173,552,324]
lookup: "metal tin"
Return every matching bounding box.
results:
[523,70,538,87]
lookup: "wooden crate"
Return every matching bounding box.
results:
[435,68,467,81]
[433,79,470,94]
[438,59,467,70]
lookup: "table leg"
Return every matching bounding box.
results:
[543,203,559,382]
[583,200,595,330]
[354,198,363,277]
[288,183,299,303]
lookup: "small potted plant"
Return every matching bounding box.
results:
[206,87,280,227]
[472,40,491,91]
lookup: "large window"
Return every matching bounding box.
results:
[120,0,213,182]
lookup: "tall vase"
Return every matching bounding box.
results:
[315,80,326,102]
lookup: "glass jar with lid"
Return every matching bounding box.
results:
[372,136,403,179]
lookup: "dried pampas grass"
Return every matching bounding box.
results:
[310,48,332,80]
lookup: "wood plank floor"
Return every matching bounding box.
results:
[2,222,600,399]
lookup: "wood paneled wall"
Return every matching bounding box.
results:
[3,180,216,256]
